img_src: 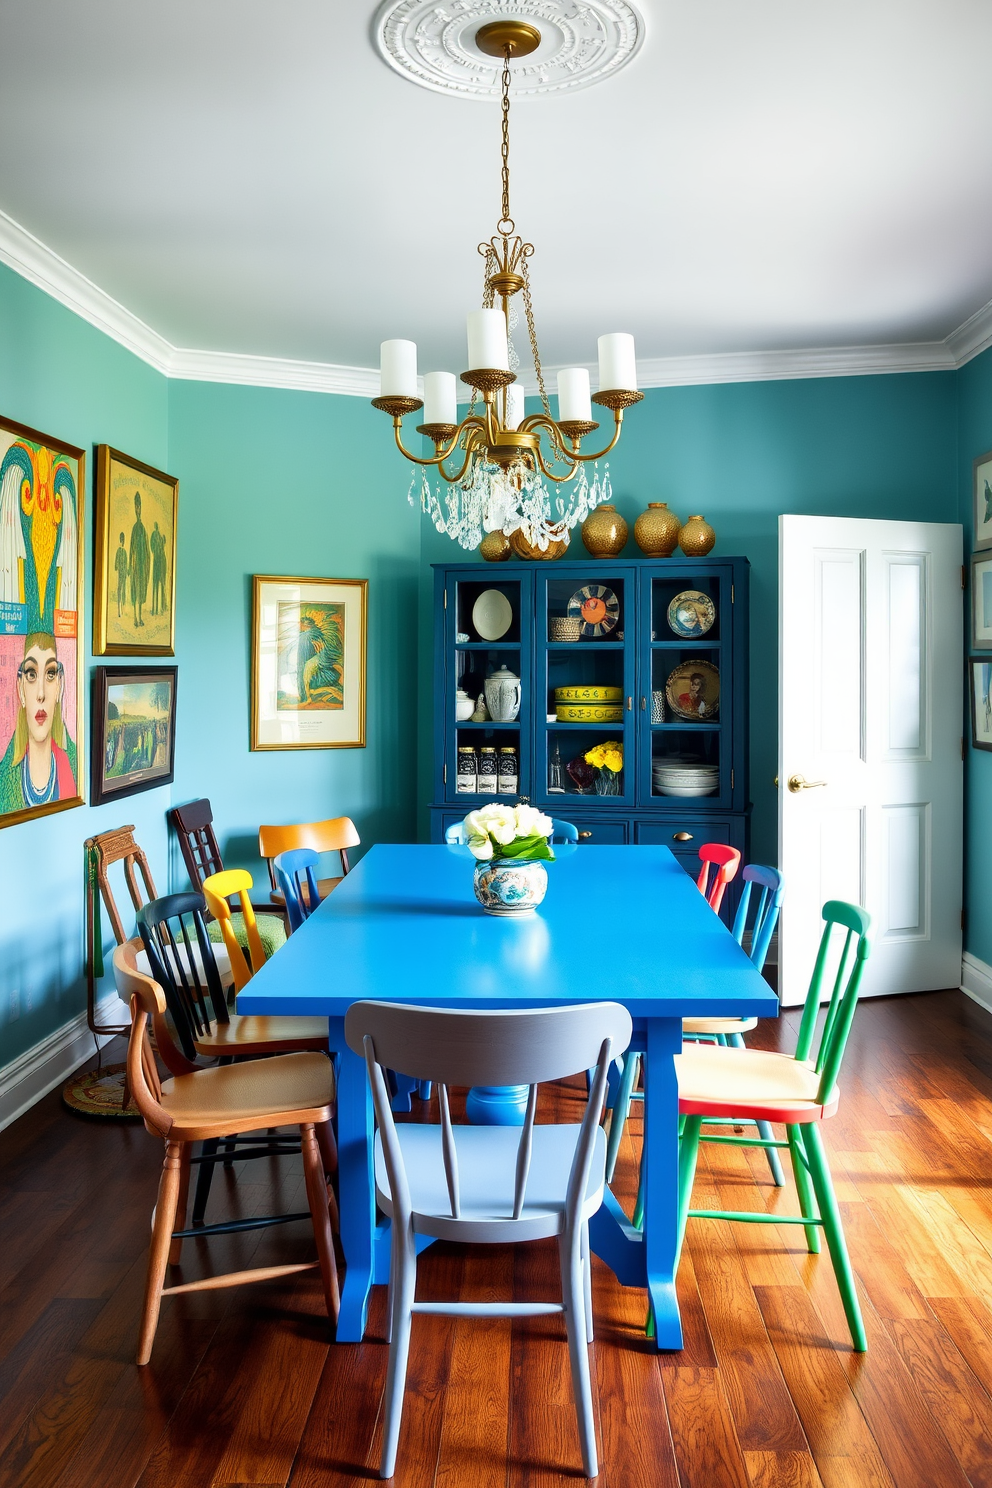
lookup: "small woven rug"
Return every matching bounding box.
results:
[62,1062,142,1121]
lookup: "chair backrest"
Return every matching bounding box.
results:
[259,816,360,892]
[170,799,224,892]
[793,900,872,1108]
[87,825,158,945]
[201,868,263,991]
[731,864,785,972]
[137,892,228,1061]
[114,937,197,1137]
[444,816,578,846]
[696,843,742,913]
[273,848,321,933]
[344,1000,632,1227]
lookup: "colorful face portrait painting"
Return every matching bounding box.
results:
[94,446,178,655]
[251,576,367,750]
[0,418,85,828]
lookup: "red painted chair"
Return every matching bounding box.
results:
[696,843,741,914]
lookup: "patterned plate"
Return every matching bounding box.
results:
[566,584,620,638]
[667,589,716,638]
[665,659,720,720]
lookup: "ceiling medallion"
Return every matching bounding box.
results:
[373,0,645,99]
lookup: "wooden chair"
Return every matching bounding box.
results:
[675,900,872,1351]
[696,842,742,914]
[259,817,360,909]
[84,825,159,1041]
[113,939,340,1365]
[273,848,321,933]
[170,798,287,955]
[344,998,632,1480]
[444,817,579,845]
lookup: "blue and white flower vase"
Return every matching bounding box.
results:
[473,856,548,916]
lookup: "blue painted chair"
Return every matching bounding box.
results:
[605,864,786,1186]
[344,998,632,1479]
[445,817,579,845]
[273,847,322,933]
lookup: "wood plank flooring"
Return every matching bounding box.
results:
[3,989,992,1487]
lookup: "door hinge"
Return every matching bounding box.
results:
[444,590,448,608]
[962,566,967,591]
[731,768,735,789]
[443,763,447,784]
[731,584,735,603]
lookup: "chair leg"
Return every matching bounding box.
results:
[137,1140,184,1365]
[169,1144,193,1265]
[605,1052,639,1183]
[315,1119,340,1232]
[381,1222,417,1480]
[676,1115,703,1266]
[581,1221,594,1344]
[558,1229,598,1478]
[756,1121,786,1186]
[191,1138,219,1226]
[787,1124,821,1253]
[632,1136,647,1231]
[800,1123,867,1352]
[301,1123,340,1323]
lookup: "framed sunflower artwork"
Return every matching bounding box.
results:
[251,575,367,750]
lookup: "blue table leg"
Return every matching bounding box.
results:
[643,1016,684,1349]
[330,1018,377,1342]
[465,1084,529,1124]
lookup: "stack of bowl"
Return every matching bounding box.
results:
[652,759,719,797]
[555,684,623,722]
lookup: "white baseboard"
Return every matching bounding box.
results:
[961,952,992,1015]
[0,993,129,1133]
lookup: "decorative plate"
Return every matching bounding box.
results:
[667,589,716,638]
[566,584,620,638]
[471,588,513,641]
[665,659,720,720]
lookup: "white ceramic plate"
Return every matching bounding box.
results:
[655,783,718,797]
[471,588,513,641]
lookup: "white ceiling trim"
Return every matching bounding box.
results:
[1,204,990,397]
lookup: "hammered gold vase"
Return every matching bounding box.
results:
[581,504,628,559]
[634,502,682,557]
[509,528,569,561]
[479,529,512,562]
[678,515,716,556]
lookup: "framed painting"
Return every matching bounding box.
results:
[974,449,992,552]
[251,575,367,750]
[91,665,178,805]
[0,415,85,829]
[973,553,992,650]
[94,445,178,655]
[970,658,992,753]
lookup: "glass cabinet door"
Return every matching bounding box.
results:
[638,565,733,810]
[533,567,636,809]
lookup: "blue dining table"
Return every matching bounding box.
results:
[237,842,777,1349]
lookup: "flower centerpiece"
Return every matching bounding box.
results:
[584,740,623,795]
[464,803,555,916]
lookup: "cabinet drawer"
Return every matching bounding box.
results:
[569,819,628,845]
[634,817,733,850]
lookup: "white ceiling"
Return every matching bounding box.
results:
[1,0,992,380]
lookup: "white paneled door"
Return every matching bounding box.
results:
[778,516,963,1005]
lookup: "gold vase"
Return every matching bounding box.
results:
[508,528,569,561]
[581,504,628,559]
[634,502,681,557]
[678,515,716,556]
[479,529,512,562]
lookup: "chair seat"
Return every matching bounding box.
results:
[676,1044,837,1123]
[161,1051,335,1136]
[206,911,286,959]
[270,875,342,908]
[193,1013,329,1056]
[136,941,233,991]
[374,1123,607,1245]
[682,1016,758,1035]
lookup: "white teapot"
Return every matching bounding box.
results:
[484,665,521,723]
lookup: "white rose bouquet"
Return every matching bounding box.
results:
[463,802,556,862]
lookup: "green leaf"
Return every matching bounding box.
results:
[496,834,555,862]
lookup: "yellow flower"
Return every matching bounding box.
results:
[584,745,605,768]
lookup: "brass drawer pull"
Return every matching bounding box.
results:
[578,831,593,840]
[673,832,693,842]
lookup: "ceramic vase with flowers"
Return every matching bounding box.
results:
[585,741,623,795]
[465,803,555,916]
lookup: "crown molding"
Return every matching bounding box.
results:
[1,201,990,397]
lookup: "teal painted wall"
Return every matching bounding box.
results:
[956,344,992,967]
[0,262,170,1067]
[422,373,959,864]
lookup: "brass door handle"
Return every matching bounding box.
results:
[579,831,593,840]
[673,832,693,842]
[788,774,828,793]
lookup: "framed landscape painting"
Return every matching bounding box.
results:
[91,666,178,805]
[0,415,85,829]
[970,658,992,753]
[973,553,992,650]
[975,449,992,551]
[94,446,178,655]
[251,575,367,750]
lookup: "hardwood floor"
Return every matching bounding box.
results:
[3,990,992,1487]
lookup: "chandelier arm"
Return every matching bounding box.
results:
[436,429,487,484]
[532,441,581,484]
[522,411,625,465]
[392,415,489,468]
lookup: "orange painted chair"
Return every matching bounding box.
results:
[696,843,742,914]
[259,817,360,910]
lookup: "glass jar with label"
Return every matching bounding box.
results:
[478,746,498,793]
[498,746,518,795]
[456,745,477,794]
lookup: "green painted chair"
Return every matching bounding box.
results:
[672,899,872,1351]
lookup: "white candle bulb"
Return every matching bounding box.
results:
[467,308,509,371]
[380,339,418,398]
[423,372,457,426]
[504,383,525,429]
[597,333,638,392]
[557,367,592,423]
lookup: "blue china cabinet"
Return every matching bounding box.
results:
[429,557,750,892]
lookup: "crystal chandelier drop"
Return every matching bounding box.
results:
[371,20,643,553]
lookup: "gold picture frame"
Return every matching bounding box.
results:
[0,415,85,829]
[94,445,178,655]
[251,575,367,750]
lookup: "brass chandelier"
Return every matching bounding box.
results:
[371,20,643,552]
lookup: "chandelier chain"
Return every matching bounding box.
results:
[521,260,551,417]
[499,48,513,233]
